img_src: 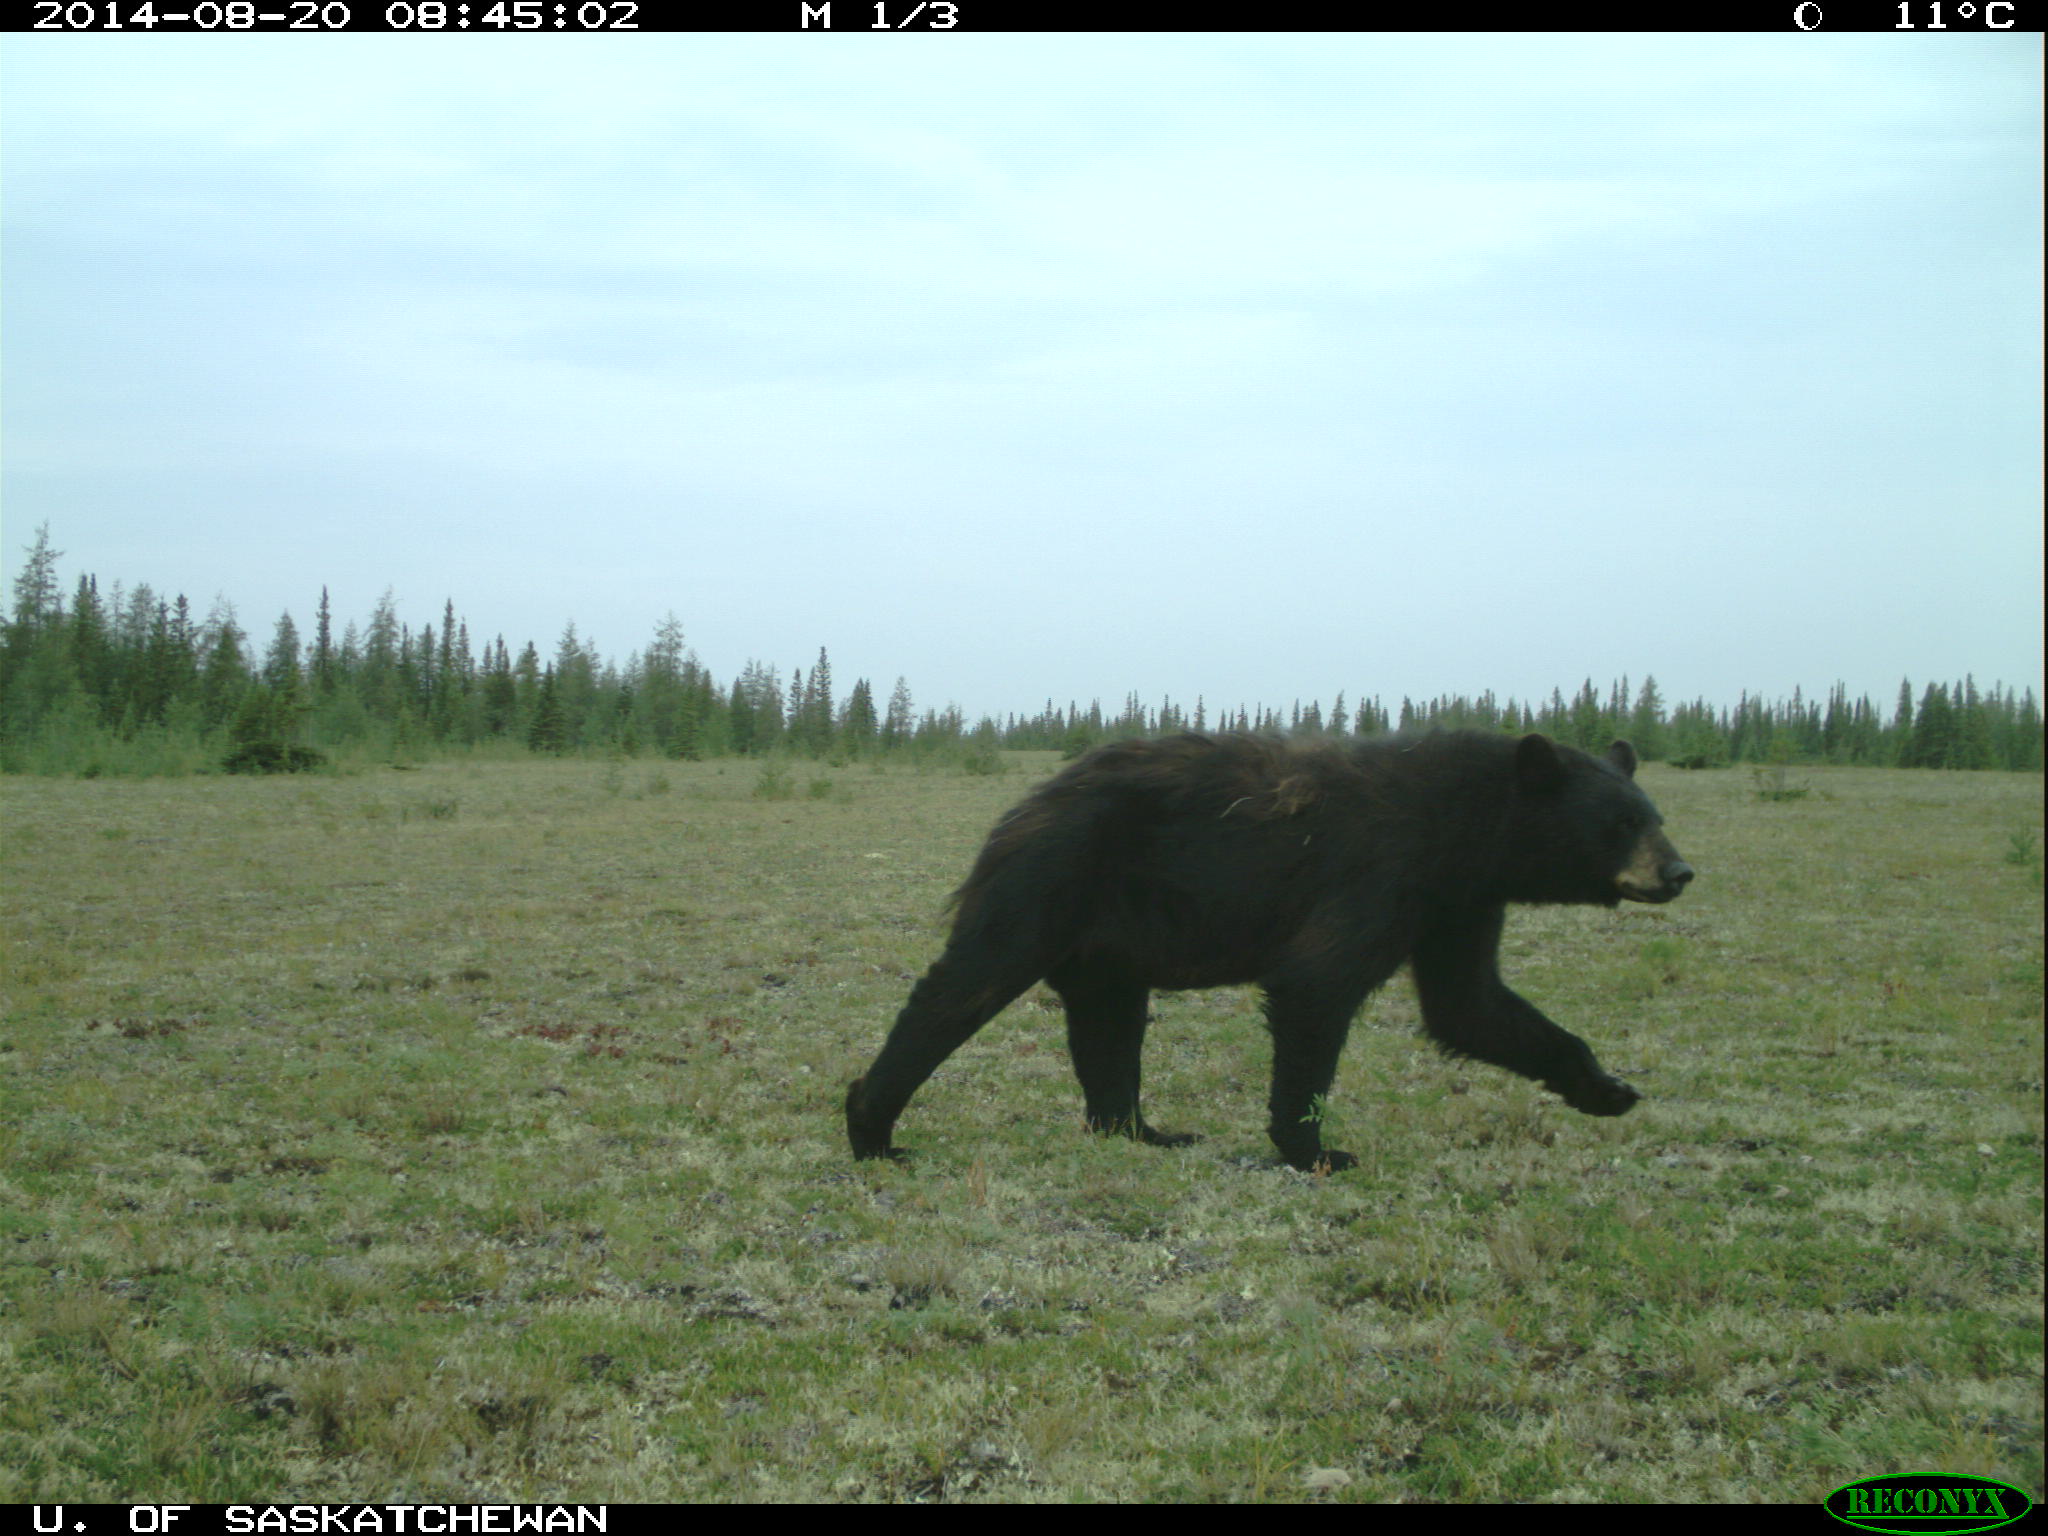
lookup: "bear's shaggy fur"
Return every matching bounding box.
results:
[847,730,1692,1171]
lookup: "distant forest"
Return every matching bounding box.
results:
[2,526,2040,776]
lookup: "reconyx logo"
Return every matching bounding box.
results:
[1825,1474,2033,1535]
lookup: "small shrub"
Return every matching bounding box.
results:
[1751,763,1810,802]
[753,762,794,801]
[1751,739,1809,801]
[222,742,328,775]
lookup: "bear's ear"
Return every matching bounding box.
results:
[1515,733,1566,792]
[1605,740,1639,779]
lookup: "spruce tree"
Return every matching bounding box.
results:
[882,677,914,750]
[670,677,705,760]
[312,588,336,695]
[1629,676,1666,760]
[229,683,278,748]
[198,603,249,731]
[129,599,182,728]
[641,614,688,755]
[841,677,878,753]
[553,622,599,749]
[9,523,64,644]
[357,590,401,722]
[615,684,639,755]
[68,575,109,719]
[1567,679,1605,749]
[511,641,542,739]
[2009,689,2043,771]
[1957,675,1995,769]
[1831,695,1856,763]
[806,647,834,754]
[746,662,784,752]
[1910,682,1956,768]
[481,638,517,738]
[528,666,567,753]
[727,676,754,755]
[428,600,465,742]
[263,613,303,692]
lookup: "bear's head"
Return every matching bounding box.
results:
[1509,734,1694,907]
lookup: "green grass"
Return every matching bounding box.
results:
[2,755,2039,1502]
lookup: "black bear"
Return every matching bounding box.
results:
[846,731,1693,1171]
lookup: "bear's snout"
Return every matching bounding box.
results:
[1616,835,1693,903]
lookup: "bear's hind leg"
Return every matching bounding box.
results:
[1261,983,1362,1172]
[847,946,1042,1160]
[1047,958,1195,1149]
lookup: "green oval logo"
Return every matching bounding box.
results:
[1825,1474,2033,1535]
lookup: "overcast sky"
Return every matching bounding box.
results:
[3,34,2041,723]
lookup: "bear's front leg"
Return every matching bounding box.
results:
[1541,1037,1641,1117]
[1411,908,1643,1117]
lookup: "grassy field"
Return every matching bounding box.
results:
[2,751,2040,1504]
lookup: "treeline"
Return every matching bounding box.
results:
[0,528,969,776]
[996,676,2042,772]
[1,526,2039,776]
